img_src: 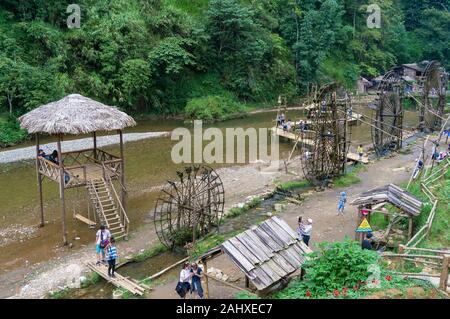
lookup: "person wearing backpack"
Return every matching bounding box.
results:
[175,263,192,299]
[96,225,111,265]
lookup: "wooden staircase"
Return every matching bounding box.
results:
[87,178,129,240]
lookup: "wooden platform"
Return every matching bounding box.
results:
[69,163,111,181]
[87,262,145,295]
[346,152,369,164]
[271,128,314,146]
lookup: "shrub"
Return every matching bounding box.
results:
[0,115,28,147]
[184,95,246,122]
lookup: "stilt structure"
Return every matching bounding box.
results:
[19,94,136,245]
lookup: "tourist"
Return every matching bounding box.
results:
[49,150,59,164]
[362,232,373,250]
[176,262,192,299]
[337,191,347,215]
[280,113,285,125]
[357,144,363,161]
[106,237,118,278]
[190,263,204,299]
[286,119,293,131]
[296,216,305,240]
[302,219,313,246]
[96,225,111,265]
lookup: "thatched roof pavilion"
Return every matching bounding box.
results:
[19,94,136,134]
[19,94,136,245]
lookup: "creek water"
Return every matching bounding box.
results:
[0,106,419,277]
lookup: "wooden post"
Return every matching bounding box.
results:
[93,132,97,160]
[245,275,249,289]
[36,134,45,227]
[57,134,68,245]
[398,244,405,271]
[119,130,126,208]
[408,217,413,240]
[203,260,209,299]
[439,255,449,291]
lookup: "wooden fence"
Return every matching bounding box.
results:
[383,245,450,292]
[405,157,449,248]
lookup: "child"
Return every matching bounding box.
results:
[357,145,363,161]
[337,191,347,215]
[106,237,118,278]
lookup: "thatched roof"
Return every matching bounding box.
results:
[19,94,136,134]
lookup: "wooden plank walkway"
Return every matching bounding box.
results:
[74,214,96,227]
[346,152,370,164]
[273,127,370,164]
[87,262,145,295]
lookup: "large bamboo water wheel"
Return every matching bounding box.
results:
[371,69,404,156]
[419,60,447,132]
[153,165,224,249]
[300,83,351,186]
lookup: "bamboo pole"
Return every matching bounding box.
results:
[57,134,68,245]
[439,255,450,291]
[119,130,126,210]
[93,131,97,160]
[203,260,209,299]
[36,134,45,227]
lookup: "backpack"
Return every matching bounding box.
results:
[99,230,109,248]
[175,282,186,298]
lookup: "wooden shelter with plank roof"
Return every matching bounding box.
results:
[351,184,423,243]
[198,216,312,296]
[19,94,136,244]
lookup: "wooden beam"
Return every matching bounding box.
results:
[36,134,44,227]
[145,257,189,281]
[119,130,126,209]
[203,260,209,299]
[93,132,97,160]
[440,255,450,291]
[57,134,68,245]
[408,217,414,240]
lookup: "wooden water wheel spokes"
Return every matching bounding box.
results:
[300,82,351,186]
[371,69,404,156]
[154,165,224,249]
[420,61,447,132]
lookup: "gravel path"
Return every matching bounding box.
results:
[0,132,170,164]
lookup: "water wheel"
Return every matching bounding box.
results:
[371,69,404,156]
[153,165,224,249]
[300,83,351,186]
[419,60,447,132]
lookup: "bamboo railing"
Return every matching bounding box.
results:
[405,157,449,248]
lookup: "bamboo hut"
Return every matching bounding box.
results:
[351,184,423,241]
[198,216,313,296]
[19,94,136,244]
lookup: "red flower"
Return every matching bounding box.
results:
[385,275,392,281]
[333,290,340,297]
[306,291,311,297]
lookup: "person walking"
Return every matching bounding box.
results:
[95,225,111,265]
[296,216,305,240]
[302,219,313,246]
[106,237,118,277]
[337,191,347,215]
[190,263,204,299]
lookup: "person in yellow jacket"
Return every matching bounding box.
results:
[357,144,363,161]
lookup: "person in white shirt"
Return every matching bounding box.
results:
[95,225,111,265]
[301,219,313,246]
[177,263,192,299]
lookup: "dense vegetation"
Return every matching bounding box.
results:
[0,0,449,145]
[273,240,433,299]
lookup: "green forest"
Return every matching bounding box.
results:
[0,0,449,145]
